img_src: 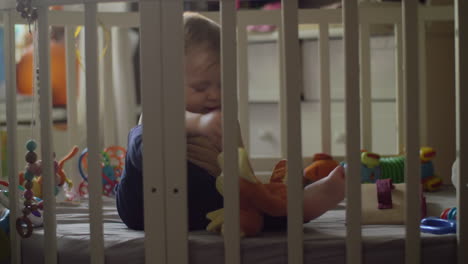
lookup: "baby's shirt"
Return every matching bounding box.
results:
[115,125,225,231]
[116,125,144,230]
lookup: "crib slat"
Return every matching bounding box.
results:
[395,23,405,154]
[360,23,372,151]
[279,26,287,158]
[65,26,80,196]
[455,1,468,263]
[281,1,304,263]
[319,23,332,154]
[84,4,105,264]
[99,27,117,147]
[342,1,362,264]
[160,1,188,263]
[299,9,341,25]
[402,1,421,263]
[3,9,21,264]
[418,17,427,146]
[221,1,241,263]
[38,6,58,264]
[237,23,250,152]
[139,1,167,264]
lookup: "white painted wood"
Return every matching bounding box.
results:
[420,5,453,21]
[3,10,21,264]
[38,6,58,264]
[455,1,468,263]
[359,6,400,24]
[278,26,287,159]
[139,2,167,264]
[319,23,332,154]
[395,23,405,154]
[84,3,104,264]
[32,0,132,6]
[281,1,304,263]
[343,1,362,264]
[418,17,427,146]
[65,26,80,195]
[0,0,15,10]
[5,6,453,28]
[160,1,188,263]
[360,23,372,151]
[237,23,250,152]
[99,27,117,147]
[402,1,421,263]
[299,9,341,24]
[221,1,241,263]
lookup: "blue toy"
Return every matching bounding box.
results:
[78,146,126,197]
[420,217,456,235]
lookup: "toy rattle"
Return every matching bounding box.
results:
[78,146,126,197]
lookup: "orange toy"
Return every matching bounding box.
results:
[19,146,79,198]
[207,148,287,237]
[16,41,71,107]
[303,153,339,183]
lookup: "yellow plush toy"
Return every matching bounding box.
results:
[206,148,288,237]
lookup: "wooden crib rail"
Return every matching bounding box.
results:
[220,1,241,264]
[1,1,465,264]
[342,1,362,263]
[3,9,21,264]
[455,1,468,263]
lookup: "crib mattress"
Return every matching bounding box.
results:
[21,186,457,264]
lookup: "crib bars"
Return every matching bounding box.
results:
[0,0,466,263]
[455,1,468,263]
[343,1,362,263]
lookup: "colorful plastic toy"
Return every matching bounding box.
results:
[420,217,456,235]
[360,147,442,192]
[78,146,126,197]
[440,207,457,221]
[18,145,78,199]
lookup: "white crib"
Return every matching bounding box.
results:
[1,0,467,264]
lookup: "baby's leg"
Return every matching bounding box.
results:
[303,165,345,222]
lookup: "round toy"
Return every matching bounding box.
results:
[78,146,126,197]
[440,207,457,221]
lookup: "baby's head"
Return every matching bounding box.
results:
[184,12,221,114]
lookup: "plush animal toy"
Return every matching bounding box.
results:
[206,148,287,237]
[303,153,339,183]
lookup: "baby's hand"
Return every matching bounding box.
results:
[197,110,223,151]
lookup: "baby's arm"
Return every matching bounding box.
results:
[303,165,345,222]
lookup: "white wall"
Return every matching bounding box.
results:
[247,35,398,158]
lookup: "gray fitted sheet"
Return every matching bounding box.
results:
[21,186,458,264]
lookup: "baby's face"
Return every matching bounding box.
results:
[185,50,221,114]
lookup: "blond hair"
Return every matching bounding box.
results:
[183,12,220,57]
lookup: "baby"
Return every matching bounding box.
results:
[116,12,345,231]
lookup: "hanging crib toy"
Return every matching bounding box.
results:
[16,141,79,238]
[78,146,126,197]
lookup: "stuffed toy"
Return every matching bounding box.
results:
[206,148,287,237]
[303,153,339,183]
